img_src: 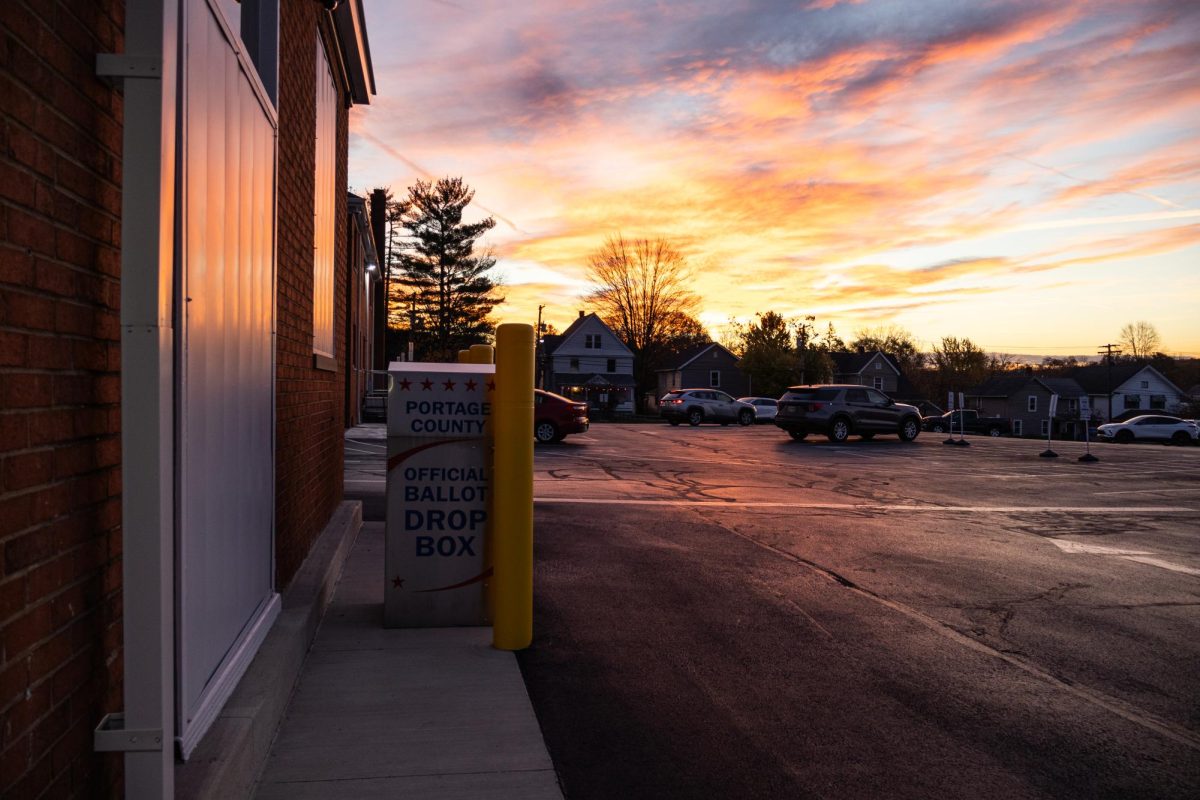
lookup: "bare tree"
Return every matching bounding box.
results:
[586,235,700,404]
[1118,321,1161,359]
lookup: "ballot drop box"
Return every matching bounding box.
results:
[385,361,494,627]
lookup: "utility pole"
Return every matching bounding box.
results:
[1097,343,1121,421]
[535,305,545,389]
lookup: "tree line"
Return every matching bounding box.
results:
[370,177,1192,411]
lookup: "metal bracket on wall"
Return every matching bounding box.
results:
[93,713,164,753]
[95,53,163,85]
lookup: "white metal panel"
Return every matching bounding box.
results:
[176,0,278,758]
[312,40,336,357]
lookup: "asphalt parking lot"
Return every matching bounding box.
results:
[520,424,1200,799]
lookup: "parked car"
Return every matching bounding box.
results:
[660,389,755,427]
[922,409,1011,437]
[1096,415,1198,445]
[738,397,778,423]
[534,389,589,443]
[774,385,922,443]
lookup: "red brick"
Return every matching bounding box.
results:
[28,410,75,446]
[71,339,107,371]
[0,575,25,624]
[6,207,58,254]
[2,449,53,491]
[0,413,30,451]
[0,245,36,285]
[0,681,50,751]
[0,158,38,209]
[26,334,74,370]
[0,734,32,794]
[2,602,53,660]
[0,330,27,366]
[0,372,53,408]
[0,288,56,331]
[0,492,33,537]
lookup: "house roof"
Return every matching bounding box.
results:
[967,374,1084,397]
[1065,362,1148,394]
[545,313,633,356]
[829,350,899,375]
[332,0,377,105]
[656,342,739,371]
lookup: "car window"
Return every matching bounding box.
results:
[715,391,734,402]
[866,389,889,404]
[845,388,869,404]
[783,387,841,402]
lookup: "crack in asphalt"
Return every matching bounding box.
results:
[690,508,1200,754]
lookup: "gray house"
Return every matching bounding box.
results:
[542,312,637,413]
[966,374,1087,437]
[656,343,749,401]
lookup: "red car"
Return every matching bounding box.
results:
[535,389,589,443]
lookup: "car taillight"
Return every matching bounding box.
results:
[807,402,824,412]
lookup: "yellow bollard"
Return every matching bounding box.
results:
[457,349,470,363]
[468,344,494,364]
[492,323,534,650]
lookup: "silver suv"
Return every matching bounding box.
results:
[660,389,755,427]
[774,385,922,443]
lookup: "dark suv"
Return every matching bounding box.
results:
[774,385,922,443]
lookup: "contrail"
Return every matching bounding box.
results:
[354,129,527,234]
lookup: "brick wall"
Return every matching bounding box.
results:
[274,1,348,588]
[1,1,125,797]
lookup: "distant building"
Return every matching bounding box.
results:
[542,312,636,413]
[656,343,749,400]
[966,375,1087,437]
[1066,363,1187,419]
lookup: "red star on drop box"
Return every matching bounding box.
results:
[465,379,478,391]
[392,575,405,589]
[487,380,496,392]
[397,378,411,391]
[420,379,434,390]
[443,379,456,390]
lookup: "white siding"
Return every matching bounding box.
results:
[177,0,277,757]
[312,40,337,357]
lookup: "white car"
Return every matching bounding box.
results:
[738,397,779,423]
[659,389,755,427]
[1096,415,1198,445]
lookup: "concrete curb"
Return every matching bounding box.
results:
[176,501,363,799]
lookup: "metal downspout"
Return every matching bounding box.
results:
[93,0,179,796]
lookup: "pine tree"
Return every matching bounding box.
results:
[393,177,503,360]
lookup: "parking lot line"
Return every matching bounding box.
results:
[533,498,1193,513]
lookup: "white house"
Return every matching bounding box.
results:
[1070,363,1187,419]
[542,312,636,413]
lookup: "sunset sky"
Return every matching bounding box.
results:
[349,0,1200,356]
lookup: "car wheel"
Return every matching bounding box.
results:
[687,408,704,426]
[1171,431,1191,446]
[738,410,754,426]
[860,432,875,441]
[988,426,1002,437]
[932,424,944,433]
[534,421,559,444]
[1115,430,1134,444]
[788,430,807,441]
[827,417,851,443]
[898,417,920,442]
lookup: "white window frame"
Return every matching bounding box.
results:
[1013,419,1023,436]
[312,38,337,360]
[872,376,883,390]
[1040,419,1050,436]
[709,370,720,388]
[1027,395,1037,413]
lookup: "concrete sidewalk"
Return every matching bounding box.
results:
[254,522,563,799]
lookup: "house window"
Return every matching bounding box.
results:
[1125,394,1140,410]
[872,376,883,390]
[709,370,720,388]
[584,334,600,349]
[569,358,579,370]
[875,361,882,370]
[1140,380,1149,389]
[1040,420,1050,435]
[607,358,616,373]
[1027,395,1037,413]
[312,38,337,361]
[1066,398,1078,412]
[1150,395,1165,409]
[1013,419,1023,436]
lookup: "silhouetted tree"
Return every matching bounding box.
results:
[850,325,925,375]
[586,235,700,405]
[392,177,503,360]
[1118,321,1161,359]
